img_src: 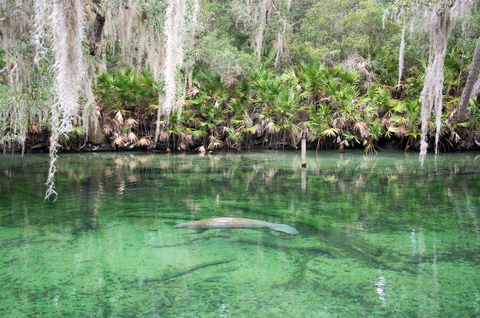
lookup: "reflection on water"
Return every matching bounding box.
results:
[1,150,480,317]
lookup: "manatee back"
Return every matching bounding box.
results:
[270,223,299,235]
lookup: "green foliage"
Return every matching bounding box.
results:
[296,61,328,103]
[195,30,257,81]
[370,41,401,86]
[0,48,5,71]
[139,0,168,31]
[95,67,161,110]
[59,126,85,149]
[291,0,400,64]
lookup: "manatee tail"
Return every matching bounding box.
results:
[270,223,299,235]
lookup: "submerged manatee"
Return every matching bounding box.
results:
[174,217,299,235]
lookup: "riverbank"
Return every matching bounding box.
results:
[11,133,480,154]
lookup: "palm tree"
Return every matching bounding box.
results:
[307,103,336,150]
[297,61,328,104]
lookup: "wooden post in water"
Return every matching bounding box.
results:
[301,139,306,168]
[301,138,306,191]
[301,167,306,192]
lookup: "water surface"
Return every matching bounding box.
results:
[1,150,479,317]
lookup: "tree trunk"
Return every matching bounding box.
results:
[255,0,270,60]
[455,36,480,123]
[87,0,106,58]
[87,107,106,145]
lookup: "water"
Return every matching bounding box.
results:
[1,150,479,317]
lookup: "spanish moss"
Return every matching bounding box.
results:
[45,0,85,199]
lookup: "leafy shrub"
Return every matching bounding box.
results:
[96,67,161,110]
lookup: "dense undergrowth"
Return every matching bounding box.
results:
[4,50,479,154]
[83,57,480,154]
[8,57,480,154]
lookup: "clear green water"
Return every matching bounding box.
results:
[1,150,479,317]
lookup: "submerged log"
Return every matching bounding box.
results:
[144,259,235,282]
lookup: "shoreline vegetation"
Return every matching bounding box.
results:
[10,62,480,155]
[2,0,480,157]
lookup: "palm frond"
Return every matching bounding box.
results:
[127,132,138,143]
[124,118,138,127]
[354,121,368,138]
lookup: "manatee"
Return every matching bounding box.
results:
[174,217,299,235]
